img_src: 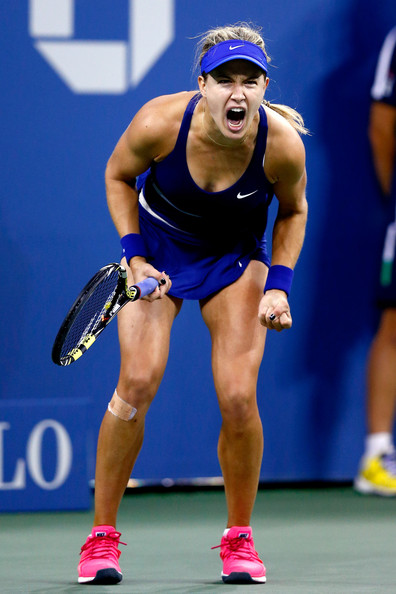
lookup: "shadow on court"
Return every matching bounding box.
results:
[1,486,395,593]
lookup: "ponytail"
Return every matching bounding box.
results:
[263,100,309,136]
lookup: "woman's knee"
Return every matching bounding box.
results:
[117,366,163,409]
[218,387,258,427]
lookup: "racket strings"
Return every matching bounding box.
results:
[60,270,121,358]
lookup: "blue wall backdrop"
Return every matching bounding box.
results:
[1,0,395,510]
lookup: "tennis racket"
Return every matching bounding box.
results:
[52,263,159,366]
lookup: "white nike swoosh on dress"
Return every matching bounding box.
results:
[229,44,244,50]
[237,190,258,199]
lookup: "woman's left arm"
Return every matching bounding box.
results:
[259,130,308,331]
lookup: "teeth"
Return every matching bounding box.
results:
[230,108,244,112]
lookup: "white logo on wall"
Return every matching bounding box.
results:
[0,420,72,490]
[29,0,175,94]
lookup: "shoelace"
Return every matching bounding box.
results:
[382,451,396,475]
[80,531,127,560]
[211,536,261,562]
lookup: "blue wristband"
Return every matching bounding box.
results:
[120,233,148,265]
[264,265,294,296]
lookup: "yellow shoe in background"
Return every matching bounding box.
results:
[354,452,396,496]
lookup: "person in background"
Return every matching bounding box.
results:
[354,27,396,496]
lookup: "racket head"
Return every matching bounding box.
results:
[52,263,126,366]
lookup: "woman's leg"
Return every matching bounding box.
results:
[93,289,182,527]
[367,308,396,435]
[200,261,268,527]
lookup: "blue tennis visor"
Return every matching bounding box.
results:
[200,40,268,75]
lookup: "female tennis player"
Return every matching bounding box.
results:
[78,23,308,585]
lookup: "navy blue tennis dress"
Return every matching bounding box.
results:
[137,93,274,299]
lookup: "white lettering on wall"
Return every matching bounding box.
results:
[0,420,73,490]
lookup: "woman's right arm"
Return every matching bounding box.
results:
[105,99,174,297]
[105,103,161,238]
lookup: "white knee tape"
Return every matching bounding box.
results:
[107,389,137,421]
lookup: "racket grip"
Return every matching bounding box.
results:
[136,276,160,297]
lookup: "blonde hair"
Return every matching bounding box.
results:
[195,23,309,136]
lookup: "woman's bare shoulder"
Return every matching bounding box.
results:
[134,91,197,132]
[128,91,198,158]
[264,106,306,183]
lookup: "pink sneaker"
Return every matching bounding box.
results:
[213,526,266,584]
[78,525,126,584]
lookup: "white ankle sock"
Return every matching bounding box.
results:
[364,432,394,460]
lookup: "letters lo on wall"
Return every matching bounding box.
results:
[0,420,72,491]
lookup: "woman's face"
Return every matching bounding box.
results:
[198,59,268,141]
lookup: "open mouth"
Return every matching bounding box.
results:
[227,107,246,130]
